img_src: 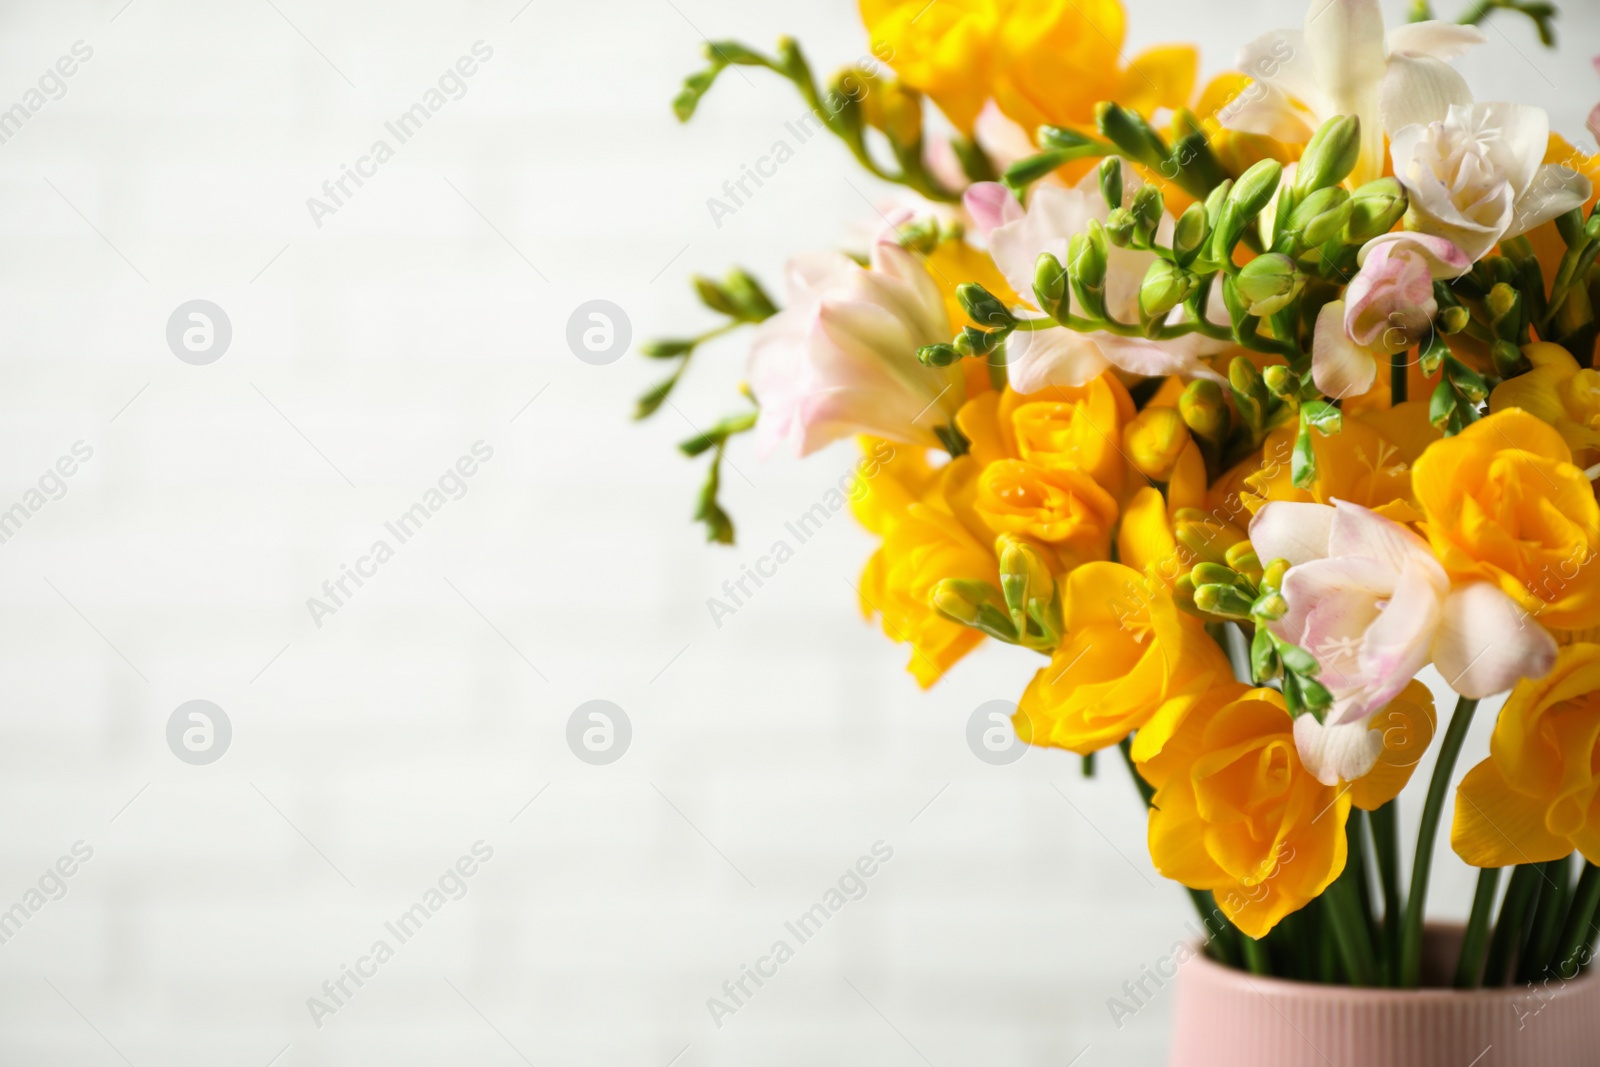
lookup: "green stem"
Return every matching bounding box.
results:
[1399,696,1480,987]
[1454,867,1503,988]
[1485,864,1542,986]
[1519,856,1573,984]
[1349,808,1378,941]
[1239,933,1271,976]
[1391,348,1408,404]
[1324,819,1379,986]
[1369,801,1403,985]
[1550,861,1600,980]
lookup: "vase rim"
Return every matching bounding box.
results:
[1186,920,1600,1002]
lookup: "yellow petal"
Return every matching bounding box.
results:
[1451,758,1573,868]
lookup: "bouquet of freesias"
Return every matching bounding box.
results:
[637,0,1600,990]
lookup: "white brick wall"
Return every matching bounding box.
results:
[0,0,1591,1063]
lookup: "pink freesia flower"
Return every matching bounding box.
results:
[748,241,963,459]
[1589,56,1600,147]
[963,178,1228,394]
[1311,232,1467,399]
[1250,499,1556,784]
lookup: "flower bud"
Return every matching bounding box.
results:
[1139,259,1195,321]
[1225,541,1262,578]
[1173,573,1199,615]
[1227,159,1283,220]
[918,342,961,367]
[1194,582,1254,618]
[1173,202,1209,264]
[1294,114,1361,194]
[1099,157,1123,210]
[1283,186,1348,245]
[1302,196,1355,247]
[1068,221,1109,318]
[1486,282,1522,339]
[1192,562,1239,588]
[958,283,1015,330]
[1260,558,1291,593]
[1262,364,1296,398]
[1491,340,1527,378]
[1446,355,1489,404]
[930,578,1013,638]
[1236,253,1304,317]
[1130,185,1164,248]
[1033,253,1070,322]
[959,324,1001,356]
[1438,305,1471,335]
[1343,177,1407,244]
[1104,207,1136,247]
[640,338,696,358]
[1179,379,1229,440]
[1122,406,1191,481]
[1095,101,1168,169]
[1253,591,1289,620]
[997,534,1055,633]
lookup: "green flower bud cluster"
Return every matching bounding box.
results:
[931,536,1061,650]
[1177,538,1333,721]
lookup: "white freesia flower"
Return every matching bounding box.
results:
[963,177,1227,394]
[1391,102,1594,263]
[748,241,963,459]
[1227,0,1485,187]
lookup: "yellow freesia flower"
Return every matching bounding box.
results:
[859,0,1195,134]
[1014,561,1231,754]
[1243,400,1440,523]
[943,377,1131,569]
[1453,643,1600,867]
[853,439,999,687]
[1133,683,1350,939]
[1490,343,1600,469]
[1413,408,1600,632]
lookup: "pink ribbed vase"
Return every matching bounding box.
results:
[1170,925,1600,1067]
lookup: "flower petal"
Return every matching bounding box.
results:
[1003,323,1112,393]
[1312,299,1378,400]
[1378,52,1470,135]
[1507,164,1594,240]
[1294,712,1384,787]
[1234,28,1325,117]
[963,181,1023,241]
[1430,581,1559,699]
[1250,501,1336,567]
[1325,498,1440,577]
[1466,101,1548,195]
[1452,757,1573,868]
[1357,231,1470,279]
[1384,20,1486,60]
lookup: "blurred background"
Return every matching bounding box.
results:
[0,0,1594,1063]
